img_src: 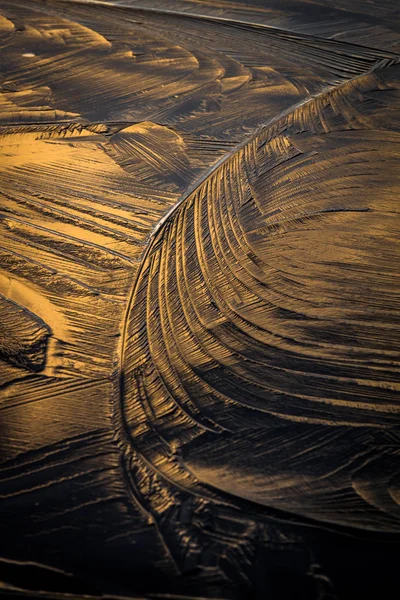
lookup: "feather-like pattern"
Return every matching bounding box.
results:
[122,64,400,534]
[0,1,399,598]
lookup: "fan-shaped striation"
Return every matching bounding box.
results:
[122,64,400,533]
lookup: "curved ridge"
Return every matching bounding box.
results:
[120,62,400,535]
